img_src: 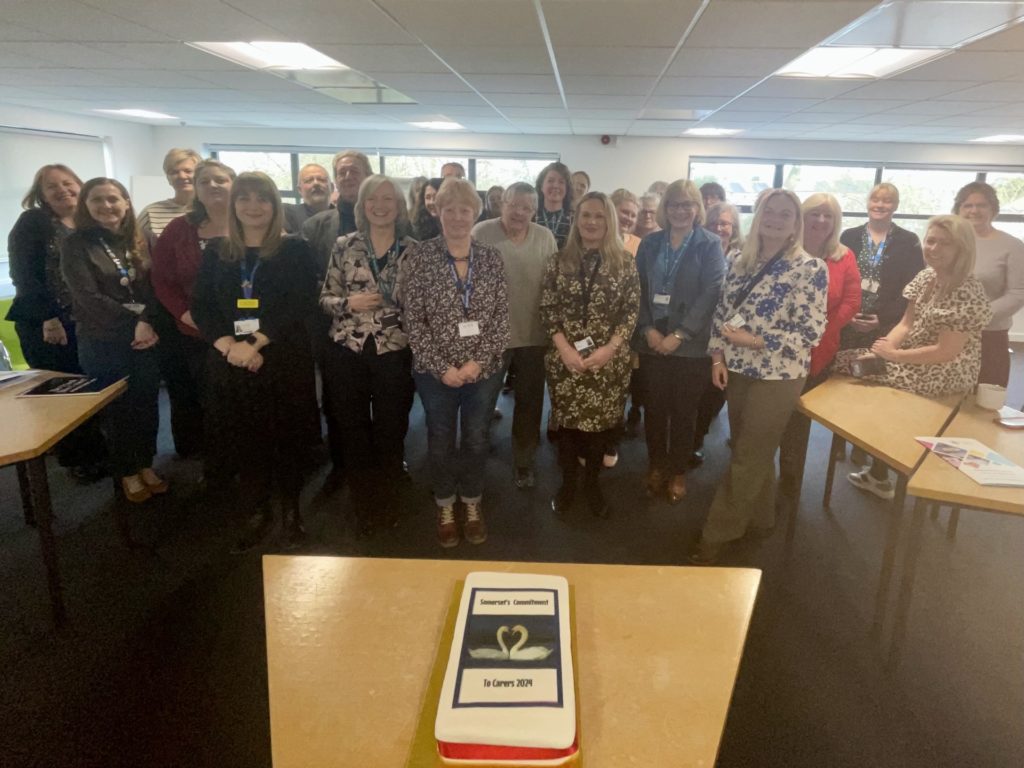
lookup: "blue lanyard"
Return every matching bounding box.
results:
[447,251,473,316]
[240,259,260,300]
[100,238,136,298]
[660,230,692,293]
[863,229,888,268]
[368,239,395,283]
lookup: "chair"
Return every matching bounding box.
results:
[0,297,30,370]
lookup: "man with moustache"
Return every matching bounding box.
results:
[284,163,332,234]
[471,182,558,489]
[302,150,373,277]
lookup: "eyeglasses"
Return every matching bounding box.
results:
[666,201,697,212]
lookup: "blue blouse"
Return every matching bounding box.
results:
[708,249,829,380]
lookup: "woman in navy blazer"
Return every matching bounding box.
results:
[633,180,726,503]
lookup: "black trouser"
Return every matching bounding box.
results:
[153,308,205,458]
[639,354,710,475]
[557,427,617,498]
[323,340,414,518]
[693,383,726,450]
[77,333,161,480]
[500,346,547,470]
[15,319,107,468]
[778,369,830,485]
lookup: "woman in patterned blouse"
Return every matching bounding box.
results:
[542,192,640,519]
[320,175,417,536]
[402,178,510,549]
[534,162,574,249]
[692,189,828,565]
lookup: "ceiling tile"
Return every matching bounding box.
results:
[688,1,880,48]
[839,80,976,101]
[543,0,705,47]
[374,0,547,46]
[4,0,169,41]
[464,74,558,94]
[667,48,804,78]
[654,77,759,97]
[561,76,655,96]
[433,46,552,76]
[745,78,863,100]
[316,44,449,75]
[553,46,675,77]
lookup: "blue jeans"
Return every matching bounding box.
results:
[414,370,503,505]
[77,332,161,479]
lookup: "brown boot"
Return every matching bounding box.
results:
[645,468,665,498]
[668,474,687,503]
[463,500,487,544]
[437,503,459,548]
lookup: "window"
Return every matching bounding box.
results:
[879,168,978,217]
[216,151,296,200]
[383,155,468,182]
[475,158,552,192]
[782,164,877,213]
[984,171,1024,216]
[689,161,776,209]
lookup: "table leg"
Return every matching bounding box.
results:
[784,414,810,546]
[822,433,841,508]
[16,462,36,527]
[21,457,66,629]
[871,474,907,642]
[947,506,960,540]
[887,497,927,669]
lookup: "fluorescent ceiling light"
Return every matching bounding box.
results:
[95,108,178,120]
[685,127,742,137]
[189,41,347,70]
[971,134,1024,143]
[778,46,942,78]
[409,121,464,131]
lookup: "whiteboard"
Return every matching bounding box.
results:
[0,128,107,296]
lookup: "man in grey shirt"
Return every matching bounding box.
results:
[472,182,558,489]
[284,163,332,234]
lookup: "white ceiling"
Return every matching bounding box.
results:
[3,0,1024,143]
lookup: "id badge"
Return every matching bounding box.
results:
[122,302,146,315]
[574,336,595,353]
[237,298,259,310]
[726,313,746,328]
[380,312,401,330]
[861,278,880,294]
[458,320,480,338]
[653,293,671,306]
[234,318,260,335]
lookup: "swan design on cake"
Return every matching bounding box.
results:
[468,625,511,659]
[508,624,554,661]
[467,624,554,661]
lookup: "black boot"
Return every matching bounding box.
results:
[233,503,274,553]
[584,472,609,518]
[552,431,580,515]
[282,499,306,550]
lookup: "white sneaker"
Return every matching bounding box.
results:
[602,450,618,468]
[846,468,895,501]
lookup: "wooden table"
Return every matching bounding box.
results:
[0,371,125,627]
[263,556,761,767]
[793,376,962,637]
[888,402,1024,664]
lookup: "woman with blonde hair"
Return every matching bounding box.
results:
[837,215,992,499]
[633,180,725,503]
[192,172,320,551]
[610,188,642,257]
[542,191,640,518]
[692,189,828,564]
[61,177,165,502]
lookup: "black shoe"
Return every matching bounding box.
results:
[233,506,274,553]
[551,484,575,515]
[68,463,108,484]
[514,467,535,489]
[586,485,609,519]
[282,504,306,550]
[688,449,704,468]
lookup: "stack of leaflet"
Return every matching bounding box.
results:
[434,572,579,766]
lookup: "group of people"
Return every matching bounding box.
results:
[5,146,1022,563]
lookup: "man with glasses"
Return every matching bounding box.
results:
[302,151,373,277]
[472,182,558,489]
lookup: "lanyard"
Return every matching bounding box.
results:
[730,248,786,313]
[580,252,602,329]
[863,228,889,268]
[99,238,136,299]
[540,208,564,233]
[447,250,473,317]
[660,230,693,293]
[240,258,260,300]
[367,238,396,283]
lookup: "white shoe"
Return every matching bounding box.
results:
[846,468,895,501]
[602,450,618,468]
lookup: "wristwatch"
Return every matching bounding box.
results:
[672,330,686,341]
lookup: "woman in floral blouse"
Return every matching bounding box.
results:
[692,189,828,564]
[402,178,509,549]
[542,191,640,519]
[320,175,417,536]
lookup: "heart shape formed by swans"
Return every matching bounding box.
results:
[468,624,554,661]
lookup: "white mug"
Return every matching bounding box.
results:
[976,383,1007,411]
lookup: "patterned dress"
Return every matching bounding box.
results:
[541,250,640,432]
[834,268,992,397]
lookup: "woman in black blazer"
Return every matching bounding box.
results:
[191,172,320,552]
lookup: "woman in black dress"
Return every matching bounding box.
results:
[191,172,320,551]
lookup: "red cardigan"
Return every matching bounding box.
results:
[151,216,205,338]
[811,246,861,377]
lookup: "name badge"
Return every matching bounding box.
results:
[237,298,260,310]
[234,318,260,336]
[122,302,146,315]
[726,313,746,329]
[380,312,401,330]
[574,336,595,353]
[861,278,879,294]
[653,293,671,306]
[458,320,480,338]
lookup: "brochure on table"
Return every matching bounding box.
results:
[916,435,1024,487]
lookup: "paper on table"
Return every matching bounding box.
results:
[916,436,1024,487]
[0,369,41,389]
